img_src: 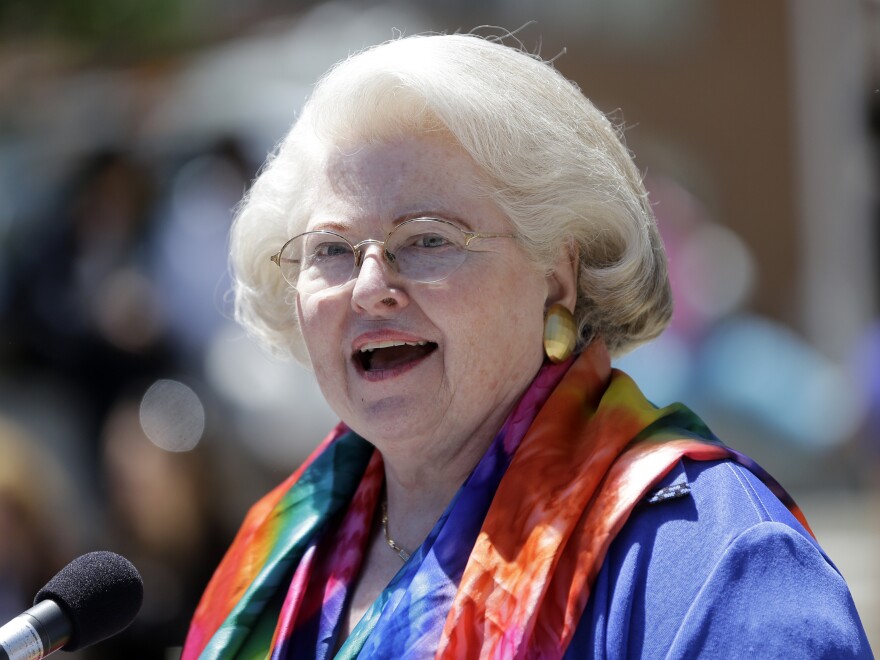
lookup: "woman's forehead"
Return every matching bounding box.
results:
[322,134,477,190]
[301,135,501,233]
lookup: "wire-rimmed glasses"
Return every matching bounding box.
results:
[270,217,516,294]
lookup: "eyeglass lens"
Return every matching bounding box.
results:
[279,218,471,292]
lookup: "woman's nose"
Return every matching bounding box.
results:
[350,246,409,314]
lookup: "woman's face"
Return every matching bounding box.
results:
[296,134,569,463]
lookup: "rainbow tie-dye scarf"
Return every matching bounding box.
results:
[183,341,810,659]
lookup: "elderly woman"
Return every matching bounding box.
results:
[183,34,870,658]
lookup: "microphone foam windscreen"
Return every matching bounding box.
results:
[34,551,144,651]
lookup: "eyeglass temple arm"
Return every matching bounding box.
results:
[270,253,301,266]
[463,231,517,247]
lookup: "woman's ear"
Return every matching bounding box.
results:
[544,242,578,311]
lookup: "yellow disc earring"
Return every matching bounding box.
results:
[543,304,577,363]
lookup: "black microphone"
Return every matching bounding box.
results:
[0,551,143,660]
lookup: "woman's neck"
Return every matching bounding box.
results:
[379,437,487,557]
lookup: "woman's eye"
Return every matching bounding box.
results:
[313,242,353,258]
[414,233,451,248]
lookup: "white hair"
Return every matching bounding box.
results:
[230,33,672,364]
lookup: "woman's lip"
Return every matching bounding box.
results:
[351,330,433,354]
[350,330,439,381]
[353,344,437,381]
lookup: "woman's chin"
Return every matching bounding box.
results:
[349,398,441,447]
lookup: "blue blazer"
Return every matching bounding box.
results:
[566,458,873,658]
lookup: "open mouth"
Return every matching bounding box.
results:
[355,340,438,373]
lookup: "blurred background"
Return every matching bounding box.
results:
[0,0,877,655]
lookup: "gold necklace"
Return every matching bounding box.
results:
[381,495,411,562]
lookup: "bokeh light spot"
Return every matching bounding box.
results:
[139,379,205,452]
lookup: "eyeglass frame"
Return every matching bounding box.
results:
[269,216,517,291]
